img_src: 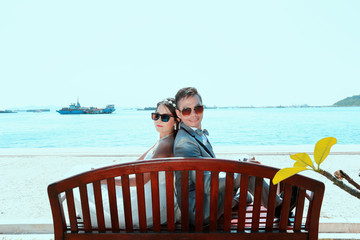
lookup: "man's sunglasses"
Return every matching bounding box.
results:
[179,105,204,116]
[151,113,174,122]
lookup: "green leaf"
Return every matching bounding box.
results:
[290,153,314,169]
[272,167,308,185]
[314,137,337,167]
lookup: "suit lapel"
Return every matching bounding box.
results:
[204,139,215,157]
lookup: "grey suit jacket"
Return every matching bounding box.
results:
[173,122,239,225]
[173,122,215,159]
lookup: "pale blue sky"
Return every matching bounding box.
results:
[1,1,359,109]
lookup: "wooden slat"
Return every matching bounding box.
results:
[93,181,105,232]
[121,175,133,232]
[305,193,312,231]
[79,185,92,232]
[251,177,263,231]
[65,189,78,232]
[294,188,306,231]
[279,184,292,231]
[308,190,323,240]
[48,186,66,240]
[107,178,120,232]
[136,173,147,232]
[209,171,219,231]
[265,181,277,231]
[181,170,189,231]
[195,170,204,232]
[165,171,175,231]
[223,172,234,232]
[150,172,160,232]
[237,174,249,232]
[58,194,67,234]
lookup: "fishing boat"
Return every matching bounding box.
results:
[57,99,115,114]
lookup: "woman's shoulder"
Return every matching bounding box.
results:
[152,135,174,158]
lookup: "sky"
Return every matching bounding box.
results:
[1,1,359,109]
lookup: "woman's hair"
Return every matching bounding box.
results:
[175,87,202,109]
[156,97,179,130]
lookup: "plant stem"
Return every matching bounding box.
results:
[335,170,360,191]
[317,169,360,200]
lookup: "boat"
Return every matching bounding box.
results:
[0,110,17,113]
[57,99,115,114]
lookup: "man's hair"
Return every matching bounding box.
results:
[175,87,202,109]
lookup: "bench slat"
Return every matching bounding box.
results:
[223,172,234,231]
[180,170,189,231]
[93,180,105,232]
[65,189,78,232]
[279,184,292,231]
[307,191,323,240]
[251,177,263,231]
[265,181,277,231]
[79,185,92,232]
[209,171,219,231]
[237,174,249,232]
[294,187,306,231]
[107,178,120,232]
[195,170,204,231]
[136,173,147,232]
[121,175,133,232]
[150,172,161,232]
[165,171,175,231]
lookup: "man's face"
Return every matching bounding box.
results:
[176,95,203,129]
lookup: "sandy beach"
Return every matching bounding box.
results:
[1,145,359,235]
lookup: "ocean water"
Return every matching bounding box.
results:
[0,107,359,148]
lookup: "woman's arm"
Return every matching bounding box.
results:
[137,144,155,161]
[105,140,173,187]
[102,145,155,187]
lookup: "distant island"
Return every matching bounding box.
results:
[333,94,360,107]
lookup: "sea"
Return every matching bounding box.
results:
[0,107,359,149]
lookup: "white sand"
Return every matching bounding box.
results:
[0,146,359,227]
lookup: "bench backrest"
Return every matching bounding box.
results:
[48,158,325,240]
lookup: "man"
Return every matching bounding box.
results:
[173,87,287,226]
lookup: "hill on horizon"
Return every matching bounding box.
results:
[333,94,360,106]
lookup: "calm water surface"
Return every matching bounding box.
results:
[0,107,359,148]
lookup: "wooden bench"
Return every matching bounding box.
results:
[48,158,325,240]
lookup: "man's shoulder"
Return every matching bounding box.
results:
[174,129,199,151]
[175,128,192,143]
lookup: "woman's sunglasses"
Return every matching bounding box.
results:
[179,105,204,116]
[151,113,174,122]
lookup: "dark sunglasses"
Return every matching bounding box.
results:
[179,105,204,116]
[151,113,174,122]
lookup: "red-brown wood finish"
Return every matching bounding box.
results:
[48,158,325,240]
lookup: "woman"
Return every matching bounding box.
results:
[74,98,181,228]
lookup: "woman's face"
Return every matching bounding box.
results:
[154,104,175,136]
